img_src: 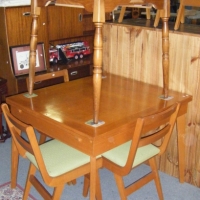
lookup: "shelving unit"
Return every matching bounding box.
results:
[0,5,95,96]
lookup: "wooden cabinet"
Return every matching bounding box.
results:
[47,6,84,41]
[5,6,48,46]
[0,5,94,96]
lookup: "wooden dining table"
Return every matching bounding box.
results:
[6,73,192,199]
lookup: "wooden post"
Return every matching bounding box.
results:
[28,0,41,95]
[160,0,170,98]
[161,16,169,98]
[92,0,105,124]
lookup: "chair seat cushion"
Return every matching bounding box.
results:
[102,141,160,167]
[26,139,100,177]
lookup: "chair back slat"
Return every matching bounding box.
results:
[139,125,170,147]
[141,104,177,134]
[12,127,34,155]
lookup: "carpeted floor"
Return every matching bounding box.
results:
[0,182,36,200]
[0,117,200,199]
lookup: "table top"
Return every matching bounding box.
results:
[6,73,192,155]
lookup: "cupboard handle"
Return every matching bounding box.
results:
[23,12,31,16]
[79,13,82,22]
[71,71,78,75]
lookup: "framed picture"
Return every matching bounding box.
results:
[10,43,46,76]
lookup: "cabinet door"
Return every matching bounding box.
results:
[47,6,83,41]
[6,6,48,46]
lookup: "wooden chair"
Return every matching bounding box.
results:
[118,5,162,28]
[7,70,70,189]
[118,5,152,23]
[174,0,200,30]
[101,103,180,200]
[1,103,102,200]
[26,69,69,144]
[26,69,69,90]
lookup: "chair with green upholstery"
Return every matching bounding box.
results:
[102,103,180,200]
[1,103,102,200]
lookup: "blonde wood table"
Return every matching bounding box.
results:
[7,74,192,199]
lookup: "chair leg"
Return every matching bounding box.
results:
[180,8,185,23]
[71,179,77,185]
[52,185,65,200]
[114,173,127,200]
[149,157,164,200]
[67,179,77,185]
[83,174,90,197]
[154,10,160,27]
[146,8,151,20]
[82,172,102,200]
[174,4,184,30]
[23,164,37,200]
[95,171,102,200]
[11,139,19,188]
[118,7,126,23]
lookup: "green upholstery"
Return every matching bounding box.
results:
[26,139,101,178]
[102,141,160,168]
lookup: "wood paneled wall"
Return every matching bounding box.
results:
[103,23,200,187]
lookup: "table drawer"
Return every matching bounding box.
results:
[68,65,91,81]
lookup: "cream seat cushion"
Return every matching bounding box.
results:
[102,141,160,167]
[26,139,101,177]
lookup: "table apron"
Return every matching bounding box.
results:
[9,105,134,156]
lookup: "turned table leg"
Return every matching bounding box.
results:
[92,0,105,124]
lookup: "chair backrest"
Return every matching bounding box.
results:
[26,69,69,89]
[124,103,180,173]
[1,103,50,180]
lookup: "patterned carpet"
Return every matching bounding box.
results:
[0,182,36,200]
